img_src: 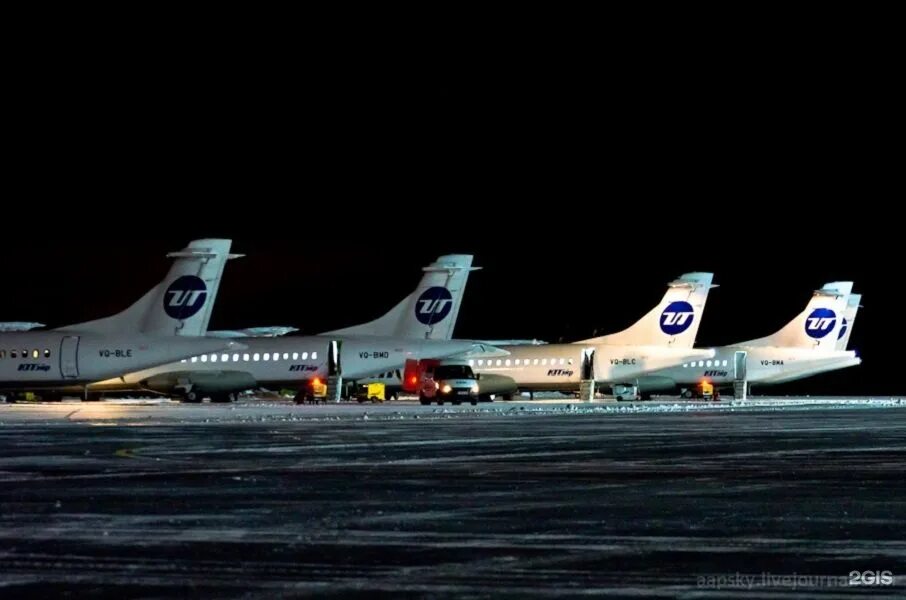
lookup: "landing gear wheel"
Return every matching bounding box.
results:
[681,389,693,399]
[470,399,478,405]
[183,391,200,403]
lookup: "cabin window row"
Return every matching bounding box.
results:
[0,349,51,359]
[682,360,729,368]
[468,357,573,367]
[180,351,319,364]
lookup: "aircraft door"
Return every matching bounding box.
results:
[581,348,595,380]
[328,340,342,377]
[60,336,80,379]
[734,351,747,381]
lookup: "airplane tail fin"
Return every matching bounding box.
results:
[739,281,853,350]
[58,239,239,336]
[836,292,862,350]
[323,254,478,339]
[579,272,715,347]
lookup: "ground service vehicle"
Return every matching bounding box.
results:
[356,383,386,403]
[681,381,719,400]
[419,362,479,406]
[613,384,640,401]
[294,377,328,404]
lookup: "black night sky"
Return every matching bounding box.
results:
[3,60,898,395]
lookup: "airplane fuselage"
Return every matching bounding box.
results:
[90,335,480,394]
[0,332,235,390]
[469,343,714,392]
[645,346,860,389]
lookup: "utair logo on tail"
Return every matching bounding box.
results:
[415,287,453,325]
[838,317,849,340]
[164,275,208,319]
[660,301,694,335]
[805,308,836,339]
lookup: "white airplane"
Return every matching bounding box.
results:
[466,273,717,398]
[0,239,243,399]
[752,287,862,387]
[637,282,861,395]
[89,255,503,402]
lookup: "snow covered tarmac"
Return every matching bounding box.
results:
[1,398,905,596]
[2,396,905,424]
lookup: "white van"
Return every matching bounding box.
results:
[420,362,479,405]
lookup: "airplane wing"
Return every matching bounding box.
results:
[207,326,299,338]
[0,322,46,332]
[446,343,511,359]
[474,339,548,346]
